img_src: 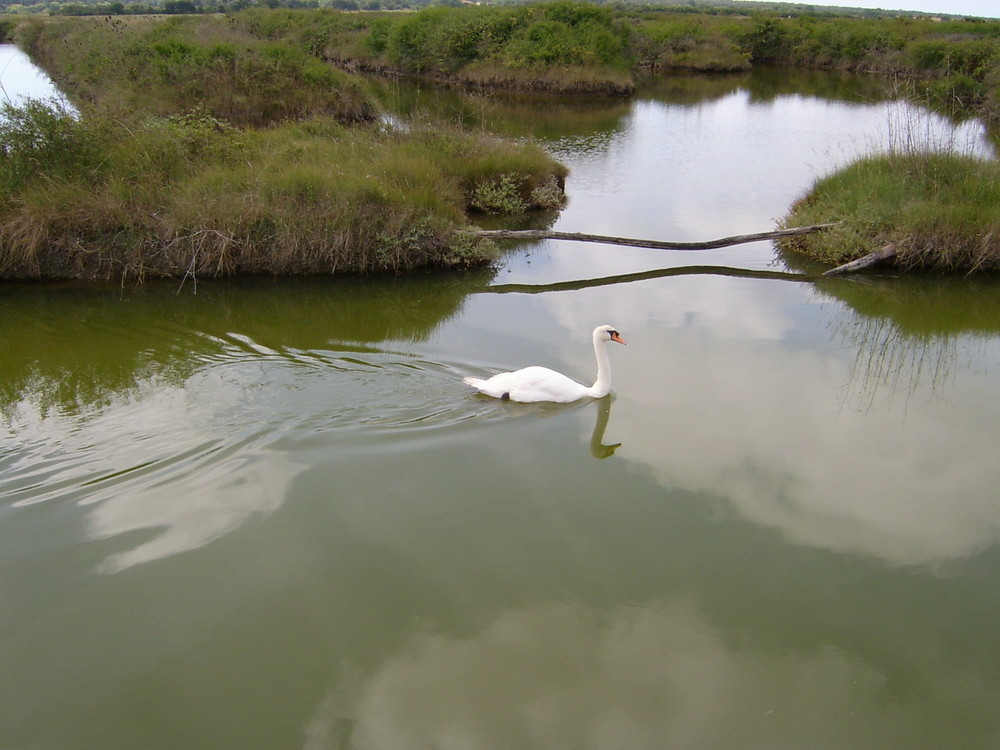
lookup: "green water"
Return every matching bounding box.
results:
[3,63,1000,750]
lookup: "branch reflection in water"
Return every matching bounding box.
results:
[478,262,999,410]
[480,263,810,296]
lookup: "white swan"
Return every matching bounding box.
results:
[463,324,626,403]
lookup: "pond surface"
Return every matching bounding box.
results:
[3,50,1000,750]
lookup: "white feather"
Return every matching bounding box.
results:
[464,325,626,403]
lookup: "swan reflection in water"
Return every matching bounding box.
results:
[589,395,620,459]
[474,395,622,460]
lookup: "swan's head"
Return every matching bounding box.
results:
[595,324,627,346]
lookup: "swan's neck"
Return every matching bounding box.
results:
[586,335,613,398]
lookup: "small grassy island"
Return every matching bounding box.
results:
[0,99,566,279]
[1,2,999,280]
[780,151,1000,274]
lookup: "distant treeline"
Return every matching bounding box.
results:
[2,0,989,19]
[7,0,417,15]
[47,0,412,14]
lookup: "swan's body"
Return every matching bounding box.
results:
[464,325,626,403]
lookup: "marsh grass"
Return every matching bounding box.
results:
[229,3,639,96]
[779,88,1000,274]
[632,13,750,73]
[17,15,377,126]
[0,101,566,280]
[232,6,999,117]
[780,149,1000,272]
[2,14,570,280]
[20,7,1000,117]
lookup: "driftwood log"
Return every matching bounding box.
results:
[822,244,897,276]
[461,223,839,252]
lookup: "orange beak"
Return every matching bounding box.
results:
[611,332,626,345]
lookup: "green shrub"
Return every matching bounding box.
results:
[362,2,633,90]
[739,17,791,64]
[469,173,529,214]
[0,19,18,42]
[0,98,104,194]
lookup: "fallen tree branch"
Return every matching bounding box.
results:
[822,243,897,276]
[459,223,839,251]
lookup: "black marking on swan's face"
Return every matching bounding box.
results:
[606,328,626,345]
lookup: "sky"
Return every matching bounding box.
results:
[735,0,1000,19]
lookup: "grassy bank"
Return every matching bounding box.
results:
[2,12,570,280]
[0,101,567,280]
[778,151,1000,273]
[8,6,1000,279]
[732,13,1000,121]
[218,5,1000,118]
[15,14,377,126]
[16,6,1000,114]
[230,3,641,95]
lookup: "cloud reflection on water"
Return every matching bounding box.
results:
[4,364,300,574]
[307,598,995,750]
[514,240,1000,569]
[625,329,999,566]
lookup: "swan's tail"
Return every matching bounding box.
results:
[463,376,487,390]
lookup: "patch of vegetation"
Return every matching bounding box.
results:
[779,150,1000,273]
[730,13,1000,120]
[7,0,989,18]
[0,99,567,280]
[21,5,1000,113]
[631,12,750,72]
[470,173,530,214]
[7,5,1000,279]
[15,14,377,126]
[229,2,641,95]
[221,5,1000,117]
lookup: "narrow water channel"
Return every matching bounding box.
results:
[0,43,67,104]
[2,47,1000,750]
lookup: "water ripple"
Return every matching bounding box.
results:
[1,334,539,571]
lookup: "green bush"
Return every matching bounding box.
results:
[469,173,529,214]
[0,98,104,193]
[370,2,632,88]
[636,14,749,72]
